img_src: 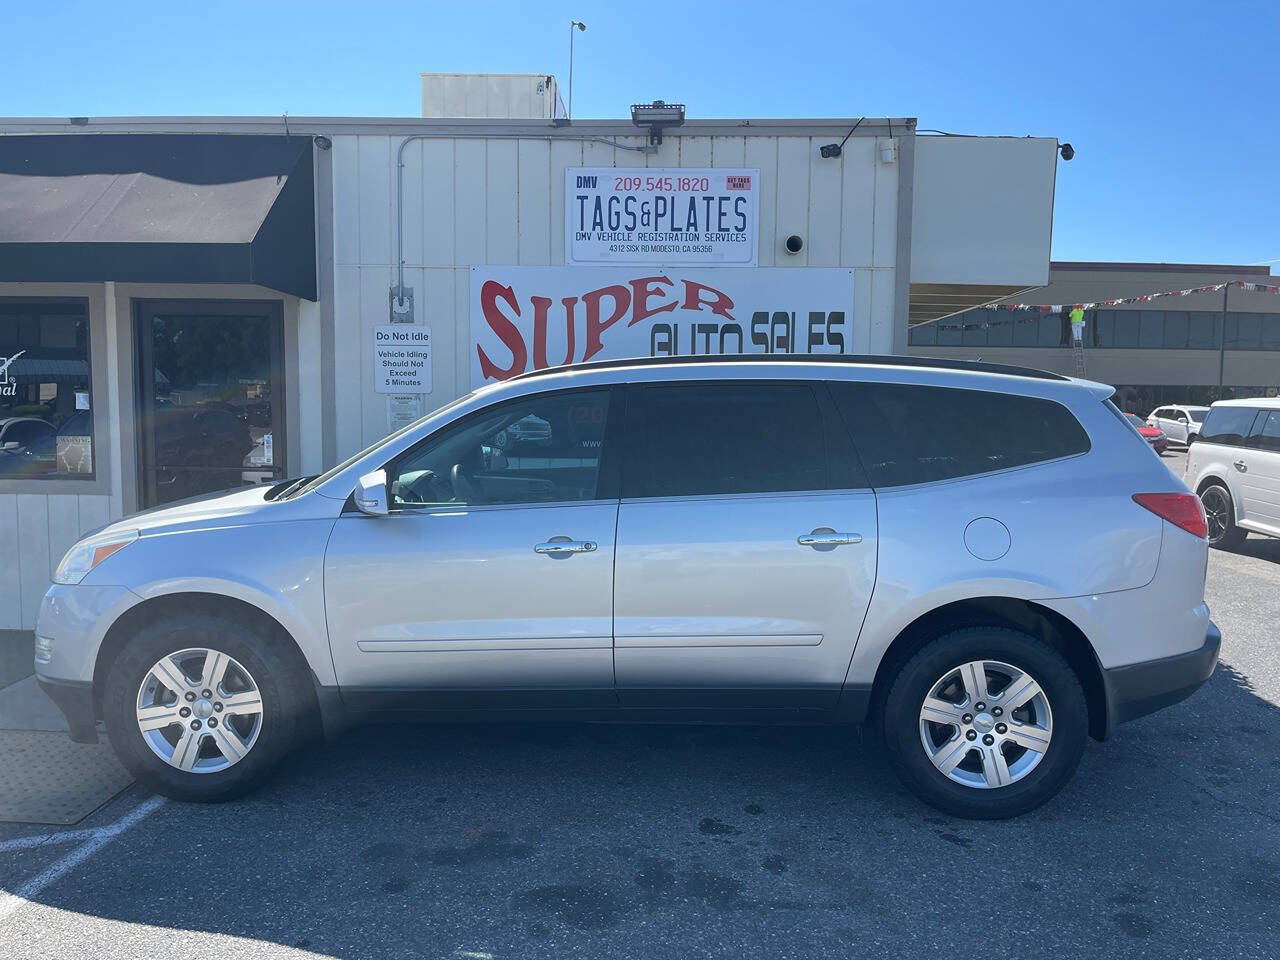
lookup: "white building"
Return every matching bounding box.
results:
[0,74,1061,630]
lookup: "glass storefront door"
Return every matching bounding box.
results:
[135,300,285,507]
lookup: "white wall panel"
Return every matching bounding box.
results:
[839,138,877,266]
[517,140,551,265]
[743,137,778,267]
[421,139,456,267]
[872,138,899,270]
[453,140,487,267]
[332,136,361,266]
[16,494,50,629]
[912,136,1056,286]
[485,140,519,264]
[0,496,20,629]
[356,137,392,267]
[775,138,811,267]
[808,138,842,267]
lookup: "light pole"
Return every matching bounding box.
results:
[568,20,586,120]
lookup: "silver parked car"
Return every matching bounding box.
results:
[1186,397,1280,549]
[35,357,1219,819]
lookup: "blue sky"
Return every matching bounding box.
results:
[4,0,1276,269]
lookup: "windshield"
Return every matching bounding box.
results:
[286,392,476,498]
[1124,413,1146,427]
[1189,410,1207,423]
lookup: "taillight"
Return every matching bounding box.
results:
[1132,492,1207,539]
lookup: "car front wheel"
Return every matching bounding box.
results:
[882,627,1088,819]
[103,611,309,801]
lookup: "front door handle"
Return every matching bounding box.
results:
[1234,460,1248,472]
[534,537,598,555]
[797,531,863,547]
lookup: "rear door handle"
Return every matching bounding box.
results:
[797,531,863,547]
[1234,460,1247,472]
[534,538,598,555]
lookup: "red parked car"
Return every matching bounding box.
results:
[1125,412,1168,455]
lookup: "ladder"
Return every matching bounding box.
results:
[1072,334,1086,377]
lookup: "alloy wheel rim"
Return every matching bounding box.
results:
[1201,489,1229,543]
[918,659,1053,789]
[135,647,263,774]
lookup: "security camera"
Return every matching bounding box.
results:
[785,235,804,255]
[1059,142,1075,161]
[819,143,841,159]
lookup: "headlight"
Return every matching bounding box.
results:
[53,529,139,585]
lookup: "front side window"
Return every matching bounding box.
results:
[831,382,1090,488]
[1198,407,1260,447]
[623,382,840,498]
[388,390,611,508]
[0,300,93,479]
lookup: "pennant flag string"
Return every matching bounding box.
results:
[930,279,1280,331]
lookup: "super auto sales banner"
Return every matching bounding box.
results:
[469,267,856,388]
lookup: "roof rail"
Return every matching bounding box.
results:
[506,353,1070,383]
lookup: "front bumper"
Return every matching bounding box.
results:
[1102,620,1220,731]
[37,676,99,744]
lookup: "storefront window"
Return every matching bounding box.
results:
[0,300,93,479]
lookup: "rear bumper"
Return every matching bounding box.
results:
[1102,620,1220,731]
[36,676,99,744]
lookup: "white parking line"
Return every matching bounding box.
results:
[0,795,167,923]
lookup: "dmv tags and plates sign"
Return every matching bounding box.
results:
[565,167,759,267]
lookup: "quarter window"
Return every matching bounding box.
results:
[623,382,843,498]
[830,382,1090,488]
[1252,411,1280,453]
[388,390,612,508]
[1198,407,1260,447]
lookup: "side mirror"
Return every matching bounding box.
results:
[0,441,18,452]
[354,469,389,516]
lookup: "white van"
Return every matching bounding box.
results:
[1186,397,1280,548]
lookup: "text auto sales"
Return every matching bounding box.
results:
[476,275,847,381]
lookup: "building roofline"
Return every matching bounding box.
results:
[0,116,917,139]
[1051,260,1272,277]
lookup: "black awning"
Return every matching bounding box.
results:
[0,134,316,300]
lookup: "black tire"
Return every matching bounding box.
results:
[1200,484,1246,550]
[882,627,1088,820]
[103,611,310,801]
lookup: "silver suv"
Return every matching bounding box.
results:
[35,357,1219,819]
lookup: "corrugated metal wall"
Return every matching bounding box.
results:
[0,493,113,629]
[329,132,901,458]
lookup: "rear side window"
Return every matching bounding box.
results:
[1199,407,1260,447]
[830,382,1090,488]
[1254,411,1280,453]
[624,382,849,498]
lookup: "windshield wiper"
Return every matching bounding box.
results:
[265,476,317,501]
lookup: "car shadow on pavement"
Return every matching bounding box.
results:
[1230,537,1280,564]
[4,657,1280,959]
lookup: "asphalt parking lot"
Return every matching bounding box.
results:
[2,469,1278,959]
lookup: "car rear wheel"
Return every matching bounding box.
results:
[1200,484,1246,550]
[882,627,1088,819]
[103,611,310,801]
